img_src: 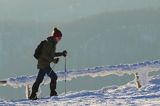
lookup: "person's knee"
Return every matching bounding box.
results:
[51,75,57,81]
[50,73,58,80]
[53,74,58,80]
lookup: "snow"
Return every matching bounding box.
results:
[0,60,160,105]
[4,60,160,88]
[0,75,160,105]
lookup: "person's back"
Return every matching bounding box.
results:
[34,40,47,60]
[37,36,56,69]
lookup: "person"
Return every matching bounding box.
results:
[29,27,67,100]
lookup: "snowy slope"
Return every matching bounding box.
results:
[0,75,160,106]
[0,60,160,105]
[3,60,160,88]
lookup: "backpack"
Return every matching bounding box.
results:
[34,40,47,59]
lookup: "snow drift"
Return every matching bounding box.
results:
[0,75,160,106]
[0,60,160,105]
[1,60,160,88]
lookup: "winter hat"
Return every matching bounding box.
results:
[52,27,62,38]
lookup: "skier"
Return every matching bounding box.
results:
[29,27,67,100]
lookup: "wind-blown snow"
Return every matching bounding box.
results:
[0,60,160,105]
[2,60,160,88]
[0,75,160,105]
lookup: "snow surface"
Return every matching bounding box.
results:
[0,60,160,105]
[0,75,160,106]
[3,60,160,88]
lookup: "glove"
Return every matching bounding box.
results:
[62,50,67,57]
[53,58,59,64]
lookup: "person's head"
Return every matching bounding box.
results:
[52,27,62,42]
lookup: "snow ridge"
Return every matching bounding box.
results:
[0,60,160,105]
[2,60,160,88]
[0,75,160,105]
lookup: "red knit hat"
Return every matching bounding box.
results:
[53,28,62,38]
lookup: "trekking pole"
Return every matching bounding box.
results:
[50,63,56,74]
[65,57,67,95]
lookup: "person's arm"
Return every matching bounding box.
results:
[54,52,63,57]
[53,58,59,64]
[54,50,67,57]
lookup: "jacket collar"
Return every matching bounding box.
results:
[47,36,57,46]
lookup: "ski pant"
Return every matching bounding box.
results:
[31,66,58,96]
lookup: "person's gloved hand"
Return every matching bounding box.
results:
[62,50,67,57]
[53,58,59,64]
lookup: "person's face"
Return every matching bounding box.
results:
[55,36,62,42]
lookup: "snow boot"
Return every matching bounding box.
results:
[29,93,38,100]
[50,90,58,97]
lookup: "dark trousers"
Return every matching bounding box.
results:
[31,66,58,97]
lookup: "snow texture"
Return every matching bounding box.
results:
[0,75,160,106]
[3,60,160,88]
[0,60,160,105]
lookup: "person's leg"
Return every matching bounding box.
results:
[47,68,58,96]
[29,69,46,99]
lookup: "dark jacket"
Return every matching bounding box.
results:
[37,37,63,69]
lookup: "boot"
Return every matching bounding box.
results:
[50,90,58,97]
[29,93,38,100]
[29,82,39,100]
[50,79,58,97]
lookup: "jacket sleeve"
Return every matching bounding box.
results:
[54,52,63,57]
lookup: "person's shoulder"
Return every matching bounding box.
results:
[41,40,48,48]
[44,40,50,46]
